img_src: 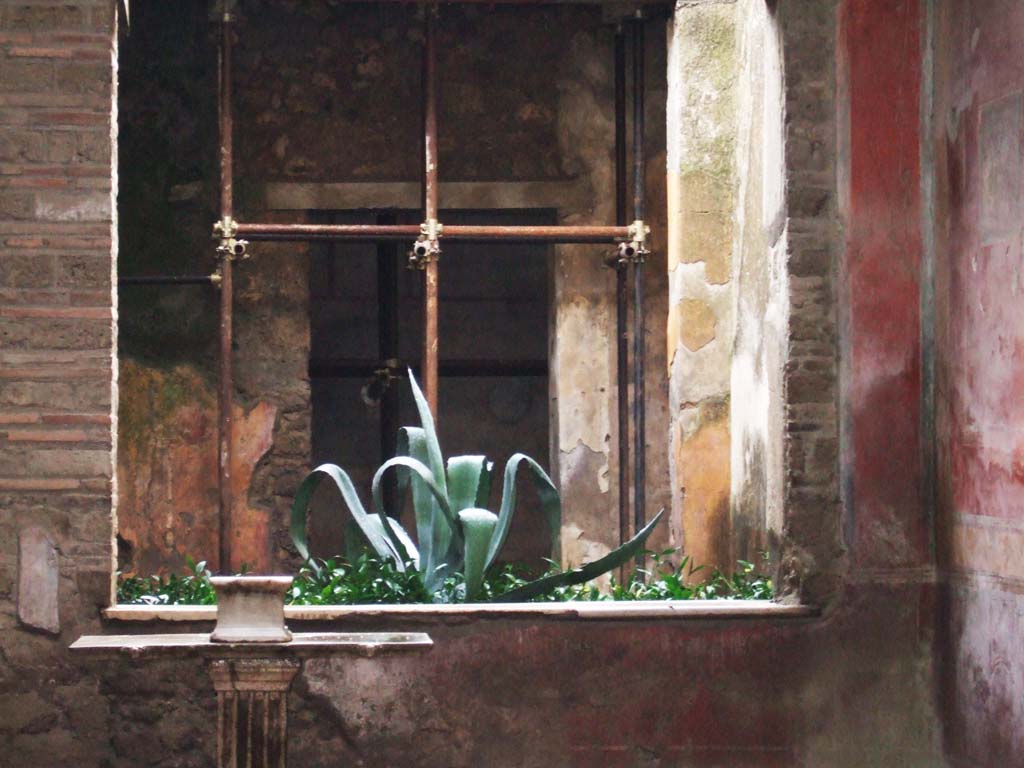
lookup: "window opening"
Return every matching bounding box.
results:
[119,1,652,576]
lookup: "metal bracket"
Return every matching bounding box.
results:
[212,217,237,239]
[208,0,239,22]
[210,270,223,289]
[213,217,249,261]
[408,219,443,270]
[609,219,650,267]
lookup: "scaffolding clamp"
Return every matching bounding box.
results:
[618,219,650,265]
[209,0,239,22]
[213,217,249,261]
[408,219,442,270]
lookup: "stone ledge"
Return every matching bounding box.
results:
[104,599,817,623]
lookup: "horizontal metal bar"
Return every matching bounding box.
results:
[442,224,628,244]
[310,358,548,378]
[119,275,218,286]
[236,223,421,242]
[235,221,629,245]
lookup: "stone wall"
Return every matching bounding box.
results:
[0,1,119,763]
[0,1,989,766]
[666,0,842,592]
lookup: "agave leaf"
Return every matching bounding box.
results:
[447,455,491,514]
[373,456,460,588]
[290,463,405,577]
[395,426,448,574]
[485,454,561,571]
[457,508,498,602]
[489,509,665,603]
[378,516,420,568]
[407,369,448,496]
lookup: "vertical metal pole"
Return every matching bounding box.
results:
[614,26,631,565]
[378,211,400,512]
[631,16,647,571]
[218,7,235,573]
[422,5,440,416]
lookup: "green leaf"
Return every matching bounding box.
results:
[447,455,491,514]
[290,463,405,577]
[490,509,665,602]
[372,455,460,590]
[406,369,447,496]
[396,426,450,580]
[486,454,561,570]
[457,508,498,601]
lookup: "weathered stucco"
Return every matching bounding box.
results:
[666,1,739,571]
[729,0,788,562]
[932,0,1024,762]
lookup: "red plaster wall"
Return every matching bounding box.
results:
[840,0,928,569]
[933,0,1024,763]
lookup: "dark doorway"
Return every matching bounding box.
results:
[308,209,554,567]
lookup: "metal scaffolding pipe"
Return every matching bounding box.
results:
[631,16,647,571]
[614,25,631,558]
[234,222,630,244]
[441,224,628,243]
[119,275,218,286]
[235,222,421,241]
[217,7,235,574]
[422,5,440,414]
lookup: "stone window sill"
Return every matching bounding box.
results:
[104,599,817,623]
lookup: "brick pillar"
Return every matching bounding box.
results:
[210,658,301,768]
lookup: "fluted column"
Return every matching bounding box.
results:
[210,658,301,768]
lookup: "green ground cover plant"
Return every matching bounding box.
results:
[117,549,773,605]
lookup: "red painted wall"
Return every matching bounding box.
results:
[934,0,1024,763]
[840,0,928,569]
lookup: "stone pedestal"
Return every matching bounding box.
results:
[210,658,300,768]
[71,631,432,767]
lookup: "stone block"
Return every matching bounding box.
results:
[18,527,60,634]
[0,129,46,162]
[0,59,52,92]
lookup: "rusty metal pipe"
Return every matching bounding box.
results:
[631,16,647,573]
[119,275,218,286]
[236,223,421,241]
[442,225,628,243]
[422,5,440,415]
[234,222,631,244]
[614,25,631,559]
[217,9,234,573]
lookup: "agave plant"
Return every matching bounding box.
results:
[290,371,662,602]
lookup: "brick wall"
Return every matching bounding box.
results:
[0,1,117,762]
[778,0,845,602]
